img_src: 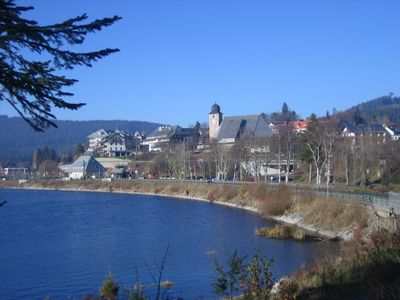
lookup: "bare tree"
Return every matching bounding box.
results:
[303,118,339,186]
[248,137,273,182]
[356,134,380,187]
[230,140,250,181]
[210,140,230,180]
[164,142,187,180]
[278,124,297,183]
[335,136,353,185]
[322,119,339,187]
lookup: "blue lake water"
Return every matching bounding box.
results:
[0,188,337,299]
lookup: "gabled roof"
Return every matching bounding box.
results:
[291,120,308,128]
[144,126,175,141]
[216,115,273,143]
[105,134,125,145]
[87,129,111,139]
[384,124,400,135]
[104,131,130,145]
[145,125,197,142]
[343,124,386,134]
[65,155,106,173]
[171,126,197,138]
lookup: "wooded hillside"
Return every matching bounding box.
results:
[337,94,400,124]
[0,115,160,165]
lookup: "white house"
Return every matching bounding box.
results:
[104,130,132,157]
[142,126,174,152]
[65,155,106,179]
[87,129,111,153]
[142,125,198,152]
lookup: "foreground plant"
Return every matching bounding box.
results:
[100,272,119,299]
[213,250,275,300]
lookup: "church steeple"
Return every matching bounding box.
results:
[209,103,223,140]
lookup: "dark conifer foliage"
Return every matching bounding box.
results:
[264,102,298,123]
[0,0,121,131]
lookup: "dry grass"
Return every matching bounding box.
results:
[256,185,293,216]
[295,196,369,232]
[256,224,306,240]
[275,231,400,299]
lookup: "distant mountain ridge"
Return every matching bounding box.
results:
[0,116,161,165]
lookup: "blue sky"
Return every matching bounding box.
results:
[3,0,400,126]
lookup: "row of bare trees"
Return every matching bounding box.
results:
[144,117,400,188]
[300,117,400,188]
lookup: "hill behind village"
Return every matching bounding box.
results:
[336,94,400,124]
[0,115,161,165]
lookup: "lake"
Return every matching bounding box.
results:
[0,188,337,299]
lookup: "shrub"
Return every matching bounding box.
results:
[284,231,400,299]
[273,278,299,300]
[222,187,239,201]
[250,183,268,201]
[256,224,307,241]
[238,184,249,198]
[165,184,180,194]
[213,249,274,300]
[100,272,119,299]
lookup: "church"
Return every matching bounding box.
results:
[208,103,273,144]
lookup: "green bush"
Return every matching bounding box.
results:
[100,272,119,299]
[213,250,274,300]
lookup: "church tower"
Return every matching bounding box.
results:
[209,103,223,140]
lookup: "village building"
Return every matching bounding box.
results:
[208,104,273,145]
[2,167,30,180]
[290,120,309,133]
[342,124,388,140]
[143,125,198,152]
[87,129,141,157]
[142,125,173,152]
[383,125,400,141]
[87,129,111,153]
[65,155,106,179]
[103,130,133,157]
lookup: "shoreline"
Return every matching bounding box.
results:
[0,182,340,240]
[3,184,259,212]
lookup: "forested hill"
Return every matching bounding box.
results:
[337,95,400,124]
[0,115,161,165]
